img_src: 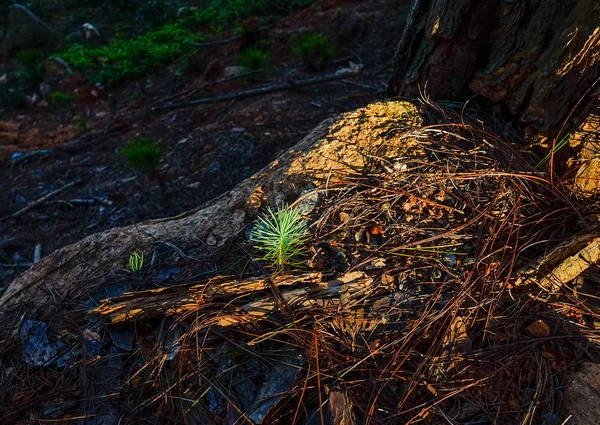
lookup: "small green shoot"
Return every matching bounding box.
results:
[250,204,309,271]
[292,32,334,70]
[536,133,571,169]
[121,137,169,207]
[50,91,74,109]
[121,137,165,172]
[237,47,272,77]
[72,116,88,132]
[129,251,144,272]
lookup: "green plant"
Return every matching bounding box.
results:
[249,204,309,271]
[192,0,313,32]
[50,91,74,109]
[292,32,334,70]
[237,47,271,76]
[536,133,571,168]
[58,23,205,85]
[121,137,169,206]
[72,116,88,132]
[121,137,165,172]
[129,251,144,272]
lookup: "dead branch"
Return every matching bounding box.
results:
[539,237,600,291]
[154,68,362,112]
[1,178,82,221]
[93,271,414,331]
[94,272,325,322]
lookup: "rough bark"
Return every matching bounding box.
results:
[389,0,600,137]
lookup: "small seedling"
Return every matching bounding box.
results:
[121,137,165,172]
[249,204,309,271]
[129,251,144,272]
[238,47,272,78]
[72,116,88,132]
[292,32,334,70]
[121,137,169,206]
[50,91,74,109]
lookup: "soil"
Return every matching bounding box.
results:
[0,0,411,289]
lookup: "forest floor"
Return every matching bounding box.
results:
[4,2,600,425]
[0,0,411,289]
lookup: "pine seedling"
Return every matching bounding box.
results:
[249,204,309,271]
[129,251,144,272]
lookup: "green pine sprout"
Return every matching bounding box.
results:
[129,251,144,272]
[121,137,165,172]
[250,204,309,271]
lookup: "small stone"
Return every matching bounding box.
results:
[221,66,249,79]
[65,30,85,45]
[526,320,550,338]
[339,211,350,222]
[206,234,217,246]
[82,23,100,39]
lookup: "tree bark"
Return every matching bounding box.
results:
[389,0,600,137]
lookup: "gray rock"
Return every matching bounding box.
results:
[20,319,56,366]
[65,30,85,45]
[44,56,72,87]
[562,362,600,424]
[247,351,304,423]
[3,4,56,54]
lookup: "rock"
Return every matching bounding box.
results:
[82,23,100,39]
[221,65,249,79]
[2,4,56,54]
[65,30,85,45]
[247,350,304,423]
[526,319,551,337]
[177,6,199,17]
[43,56,72,88]
[562,362,600,424]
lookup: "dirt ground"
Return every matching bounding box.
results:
[0,0,411,288]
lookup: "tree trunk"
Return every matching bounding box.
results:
[389,0,600,137]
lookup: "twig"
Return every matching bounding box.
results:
[154,69,362,112]
[1,179,82,221]
[10,149,53,166]
[33,244,41,263]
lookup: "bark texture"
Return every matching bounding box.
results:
[389,0,600,135]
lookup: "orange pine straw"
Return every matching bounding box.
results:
[314,330,325,425]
